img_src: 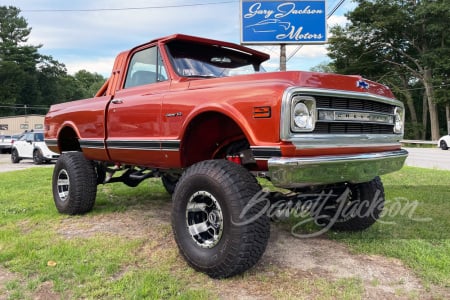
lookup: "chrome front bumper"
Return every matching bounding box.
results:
[267,149,408,188]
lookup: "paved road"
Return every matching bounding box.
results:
[0,147,449,173]
[0,153,54,173]
[404,147,450,170]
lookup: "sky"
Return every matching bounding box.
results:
[6,0,356,77]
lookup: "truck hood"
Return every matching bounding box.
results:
[186,71,396,99]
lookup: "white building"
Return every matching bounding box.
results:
[0,115,45,135]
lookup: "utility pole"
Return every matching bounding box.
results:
[280,44,286,71]
[285,0,347,65]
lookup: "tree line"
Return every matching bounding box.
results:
[0,6,105,116]
[320,0,450,140]
[2,2,449,140]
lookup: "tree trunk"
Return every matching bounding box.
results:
[446,103,450,134]
[399,75,420,139]
[404,93,420,139]
[422,93,428,140]
[423,68,440,140]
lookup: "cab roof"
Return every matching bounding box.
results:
[145,33,270,64]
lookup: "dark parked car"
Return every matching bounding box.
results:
[0,135,12,154]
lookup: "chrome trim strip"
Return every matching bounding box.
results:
[268,149,408,188]
[107,141,160,150]
[105,139,180,151]
[317,108,395,125]
[77,139,181,151]
[289,135,402,149]
[80,139,105,149]
[160,141,181,151]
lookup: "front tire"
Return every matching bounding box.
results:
[52,152,97,215]
[33,149,44,165]
[172,160,270,278]
[440,141,448,150]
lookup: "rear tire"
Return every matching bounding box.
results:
[52,152,97,214]
[440,141,448,150]
[315,177,385,231]
[172,159,270,278]
[161,173,179,195]
[11,149,20,164]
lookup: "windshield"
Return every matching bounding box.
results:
[166,40,265,78]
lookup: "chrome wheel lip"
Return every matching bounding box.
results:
[57,169,70,202]
[186,190,224,249]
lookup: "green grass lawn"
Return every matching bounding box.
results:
[0,168,210,299]
[0,166,449,298]
[333,167,450,288]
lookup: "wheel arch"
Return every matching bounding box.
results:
[179,108,253,167]
[33,146,42,153]
[57,124,82,152]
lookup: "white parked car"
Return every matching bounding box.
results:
[11,131,60,164]
[438,134,450,150]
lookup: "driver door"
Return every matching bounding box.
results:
[106,45,170,166]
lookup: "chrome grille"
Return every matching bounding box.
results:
[312,96,395,134]
[315,96,394,113]
[314,123,394,134]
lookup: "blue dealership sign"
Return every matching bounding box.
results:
[241,0,327,44]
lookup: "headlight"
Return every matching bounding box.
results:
[291,96,316,132]
[394,107,404,134]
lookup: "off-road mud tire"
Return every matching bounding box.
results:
[161,173,179,195]
[52,152,97,215]
[316,177,385,232]
[172,159,270,278]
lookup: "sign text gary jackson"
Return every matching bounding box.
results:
[241,1,327,44]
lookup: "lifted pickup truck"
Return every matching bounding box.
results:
[45,34,407,278]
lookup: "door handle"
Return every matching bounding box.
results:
[111,99,123,104]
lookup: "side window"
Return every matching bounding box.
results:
[124,47,167,88]
[35,133,44,142]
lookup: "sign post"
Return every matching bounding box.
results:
[280,44,286,71]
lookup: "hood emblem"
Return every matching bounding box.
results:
[356,79,370,90]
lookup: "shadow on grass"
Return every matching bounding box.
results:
[93,178,172,214]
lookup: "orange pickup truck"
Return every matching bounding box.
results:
[45,34,408,278]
